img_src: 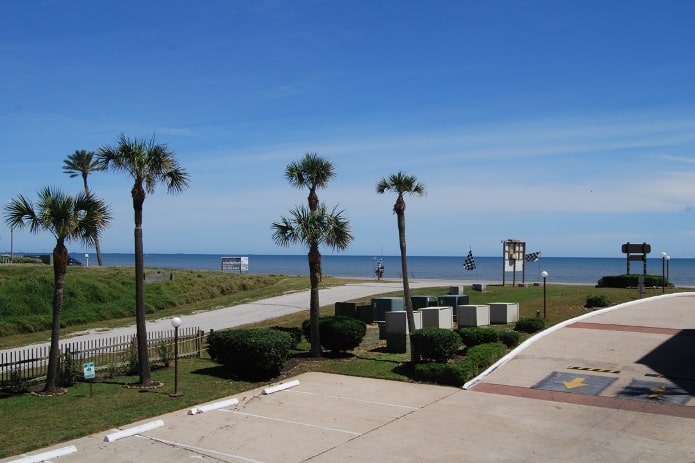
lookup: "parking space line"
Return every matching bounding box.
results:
[220,409,362,436]
[137,435,267,463]
[286,390,420,410]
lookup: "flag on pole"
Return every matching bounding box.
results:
[525,251,540,262]
[463,250,476,270]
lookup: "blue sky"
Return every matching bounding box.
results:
[1,1,694,259]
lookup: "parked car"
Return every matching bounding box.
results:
[68,256,82,266]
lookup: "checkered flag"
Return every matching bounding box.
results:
[525,251,540,262]
[463,250,476,270]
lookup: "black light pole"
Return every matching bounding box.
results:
[541,270,548,319]
[169,317,183,398]
[666,255,670,286]
[661,252,667,293]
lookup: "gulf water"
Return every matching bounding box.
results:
[77,253,695,287]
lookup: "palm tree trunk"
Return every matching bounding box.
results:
[132,186,151,385]
[44,245,68,393]
[308,245,322,357]
[95,237,104,266]
[396,210,417,362]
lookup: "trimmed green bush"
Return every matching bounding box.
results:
[585,294,610,309]
[207,328,293,379]
[410,328,462,363]
[303,316,367,353]
[597,274,667,288]
[514,317,545,333]
[413,360,476,387]
[498,330,521,348]
[457,326,498,347]
[465,342,507,369]
[270,326,303,348]
[319,316,367,353]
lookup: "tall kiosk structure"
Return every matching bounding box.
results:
[502,239,526,286]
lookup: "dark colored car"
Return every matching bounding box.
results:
[68,256,82,266]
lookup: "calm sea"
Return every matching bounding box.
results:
[78,253,695,287]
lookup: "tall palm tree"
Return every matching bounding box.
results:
[97,134,190,387]
[285,153,335,281]
[272,204,353,357]
[4,187,111,394]
[62,149,106,266]
[376,171,426,361]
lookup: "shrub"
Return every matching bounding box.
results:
[498,330,521,348]
[413,360,476,387]
[585,294,611,309]
[319,316,367,353]
[457,327,498,347]
[410,328,462,363]
[514,317,545,334]
[597,274,666,288]
[270,326,303,348]
[302,316,367,353]
[466,342,508,369]
[207,328,293,379]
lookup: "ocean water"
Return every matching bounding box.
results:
[78,253,695,287]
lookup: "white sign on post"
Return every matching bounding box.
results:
[83,362,96,380]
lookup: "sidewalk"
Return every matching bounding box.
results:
[3,291,695,462]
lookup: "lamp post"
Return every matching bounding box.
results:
[541,270,548,319]
[661,252,667,293]
[665,254,670,289]
[85,253,89,267]
[169,317,183,397]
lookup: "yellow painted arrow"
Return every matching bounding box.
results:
[563,377,587,389]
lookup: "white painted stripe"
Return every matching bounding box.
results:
[463,292,692,390]
[8,445,77,463]
[262,379,300,394]
[189,397,239,415]
[103,419,165,442]
[140,435,267,463]
[288,390,419,410]
[221,409,362,436]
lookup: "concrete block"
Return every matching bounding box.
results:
[420,307,453,329]
[385,310,422,334]
[489,302,520,324]
[456,305,490,327]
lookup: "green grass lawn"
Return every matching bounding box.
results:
[0,271,686,459]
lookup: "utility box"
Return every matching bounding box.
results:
[335,302,357,318]
[420,307,453,329]
[371,297,404,322]
[355,305,375,323]
[411,295,437,310]
[437,295,469,308]
[489,302,519,324]
[384,311,422,353]
[448,286,465,295]
[456,305,490,327]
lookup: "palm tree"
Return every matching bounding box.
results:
[376,171,426,361]
[272,204,353,357]
[285,153,335,280]
[97,134,190,386]
[4,187,111,394]
[62,149,106,266]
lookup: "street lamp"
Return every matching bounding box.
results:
[169,317,183,398]
[661,252,667,293]
[541,270,548,319]
[665,254,671,289]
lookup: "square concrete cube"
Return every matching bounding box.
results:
[385,310,422,334]
[489,302,519,324]
[420,307,453,329]
[455,305,490,327]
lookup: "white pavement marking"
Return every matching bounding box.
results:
[220,409,362,436]
[137,435,267,463]
[287,390,419,410]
